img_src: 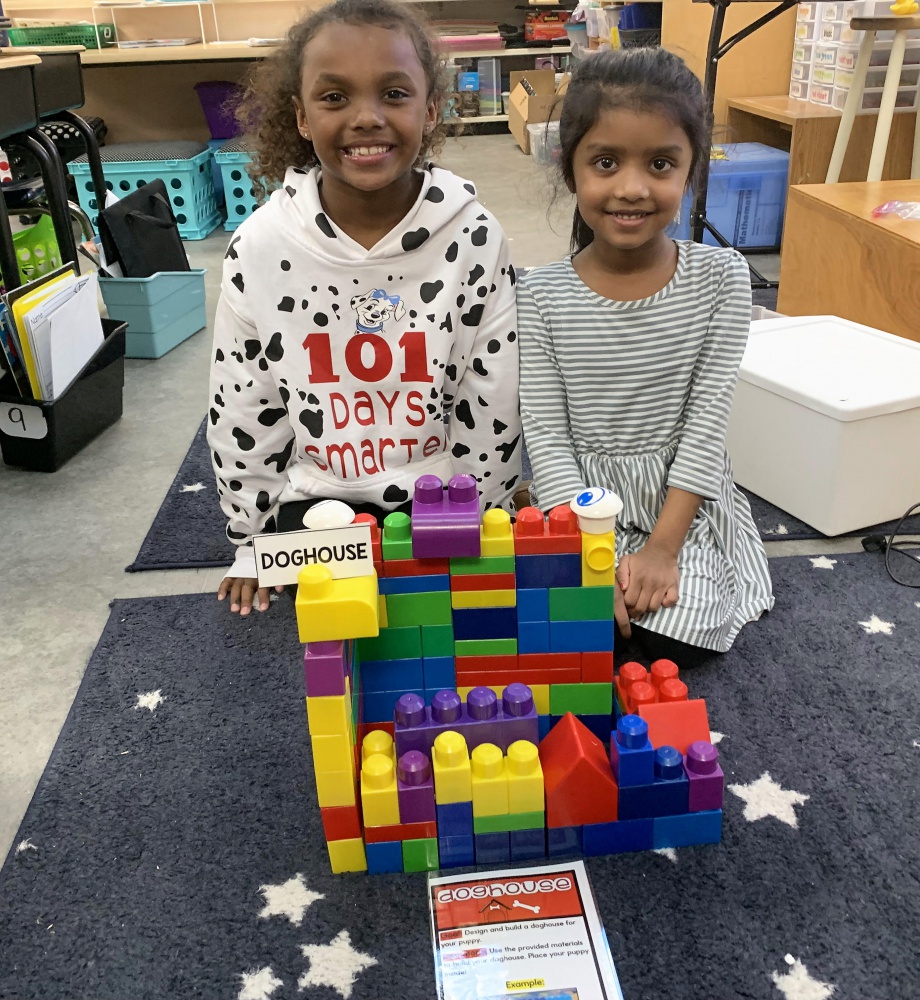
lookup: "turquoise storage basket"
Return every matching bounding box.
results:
[99,269,207,359]
[215,139,259,231]
[68,141,221,241]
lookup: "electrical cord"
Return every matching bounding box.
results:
[861,501,920,588]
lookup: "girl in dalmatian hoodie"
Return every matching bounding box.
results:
[208,0,522,615]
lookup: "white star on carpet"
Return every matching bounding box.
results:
[181,482,206,493]
[769,524,789,535]
[809,556,837,570]
[913,740,920,749]
[771,955,835,1000]
[914,602,920,609]
[859,614,894,635]
[239,966,283,1000]
[298,929,377,998]
[134,690,165,712]
[710,731,725,745]
[729,772,809,828]
[653,848,678,863]
[258,874,324,926]
[15,839,37,855]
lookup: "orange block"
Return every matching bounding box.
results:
[638,698,711,755]
[539,712,618,827]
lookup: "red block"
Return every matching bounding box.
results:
[539,712,618,827]
[353,513,383,572]
[513,505,582,555]
[638,698,711,755]
[519,653,581,671]
[450,573,517,592]
[364,819,437,843]
[582,651,614,683]
[321,804,362,842]
[358,722,395,743]
[615,661,648,712]
[383,557,450,577]
[452,654,519,674]
[628,681,657,714]
[455,671,526,687]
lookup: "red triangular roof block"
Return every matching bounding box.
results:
[638,698,711,755]
[539,713,618,827]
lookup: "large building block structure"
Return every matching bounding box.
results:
[294,476,722,873]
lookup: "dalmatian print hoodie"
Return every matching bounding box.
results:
[208,163,522,578]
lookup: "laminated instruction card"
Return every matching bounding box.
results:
[428,861,624,1000]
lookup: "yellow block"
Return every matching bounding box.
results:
[451,589,517,609]
[316,769,356,808]
[295,565,379,643]
[306,679,352,737]
[327,837,367,874]
[361,752,401,827]
[312,732,355,776]
[362,729,395,761]
[459,685,503,703]
[530,684,550,716]
[378,594,388,628]
[582,531,616,587]
[432,730,472,804]
[506,740,545,814]
[471,742,509,817]
[480,509,515,557]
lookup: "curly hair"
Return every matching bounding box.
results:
[236,0,452,201]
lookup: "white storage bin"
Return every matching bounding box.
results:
[831,85,918,110]
[820,20,860,43]
[727,316,920,535]
[809,82,834,103]
[813,64,837,85]
[792,59,814,81]
[822,1,865,21]
[790,79,809,99]
[814,43,838,66]
[836,45,860,71]
[865,64,920,88]
[794,41,815,62]
[796,20,818,40]
[797,1,823,20]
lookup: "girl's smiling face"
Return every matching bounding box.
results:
[570,105,693,256]
[295,22,437,198]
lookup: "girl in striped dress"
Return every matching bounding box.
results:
[518,48,773,664]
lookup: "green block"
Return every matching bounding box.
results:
[474,810,545,834]
[450,554,516,576]
[455,637,518,657]
[549,586,614,622]
[382,511,413,561]
[357,625,422,661]
[386,591,452,627]
[549,682,613,715]
[421,624,454,657]
[402,837,439,872]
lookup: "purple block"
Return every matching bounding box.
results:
[411,474,481,559]
[394,692,432,757]
[685,740,724,812]
[498,683,540,750]
[397,750,436,823]
[304,640,347,697]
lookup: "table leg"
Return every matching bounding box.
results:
[826,30,875,182]
[868,30,908,182]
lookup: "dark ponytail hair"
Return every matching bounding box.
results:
[558,47,711,253]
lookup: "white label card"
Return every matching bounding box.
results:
[0,402,48,440]
[253,522,374,587]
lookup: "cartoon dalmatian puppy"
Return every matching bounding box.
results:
[350,288,406,335]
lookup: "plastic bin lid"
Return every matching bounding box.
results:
[72,141,209,164]
[740,315,920,421]
[526,120,560,134]
[709,142,790,169]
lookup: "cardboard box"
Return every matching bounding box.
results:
[508,70,568,154]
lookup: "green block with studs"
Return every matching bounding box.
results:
[386,591,452,627]
[421,624,454,657]
[455,637,518,657]
[381,511,414,561]
[548,586,615,622]
[449,555,516,576]
[549,682,613,715]
[474,810,545,834]
[402,837,439,872]
[357,625,422,661]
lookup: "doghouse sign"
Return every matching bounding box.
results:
[253,522,374,587]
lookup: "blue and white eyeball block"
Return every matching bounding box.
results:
[570,487,624,535]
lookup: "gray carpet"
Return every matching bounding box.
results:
[3,552,919,999]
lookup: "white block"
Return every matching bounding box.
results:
[727,316,920,535]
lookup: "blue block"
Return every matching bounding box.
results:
[583,819,654,856]
[610,734,655,787]
[474,831,511,865]
[438,834,475,868]
[452,606,518,640]
[515,553,582,590]
[362,689,411,723]
[580,713,613,742]
[618,773,690,820]
[653,810,722,849]
[423,656,456,690]
[538,715,552,740]
[518,621,550,654]
[379,574,450,595]
[510,827,546,861]
[365,840,404,874]
[437,800,473,837]
[517,588,549,622]
[547,825,583,858]
[550,619,614,653]
[360,657,424,692]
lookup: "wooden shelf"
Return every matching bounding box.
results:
[727,95,844,126]
[461,113,508,123]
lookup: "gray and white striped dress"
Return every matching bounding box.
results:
[518,241,773,652]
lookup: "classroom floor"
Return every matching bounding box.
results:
[0,133,852,863]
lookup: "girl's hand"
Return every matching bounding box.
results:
[218,577,284,615]
[616,545,680,624]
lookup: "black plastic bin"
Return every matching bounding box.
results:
[0,319,126,472]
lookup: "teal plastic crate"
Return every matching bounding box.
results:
[207,138,226,205]
[68,141,221,241]
[672,142,790,249]
[215,139,258,231]
[99,269,207,359]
